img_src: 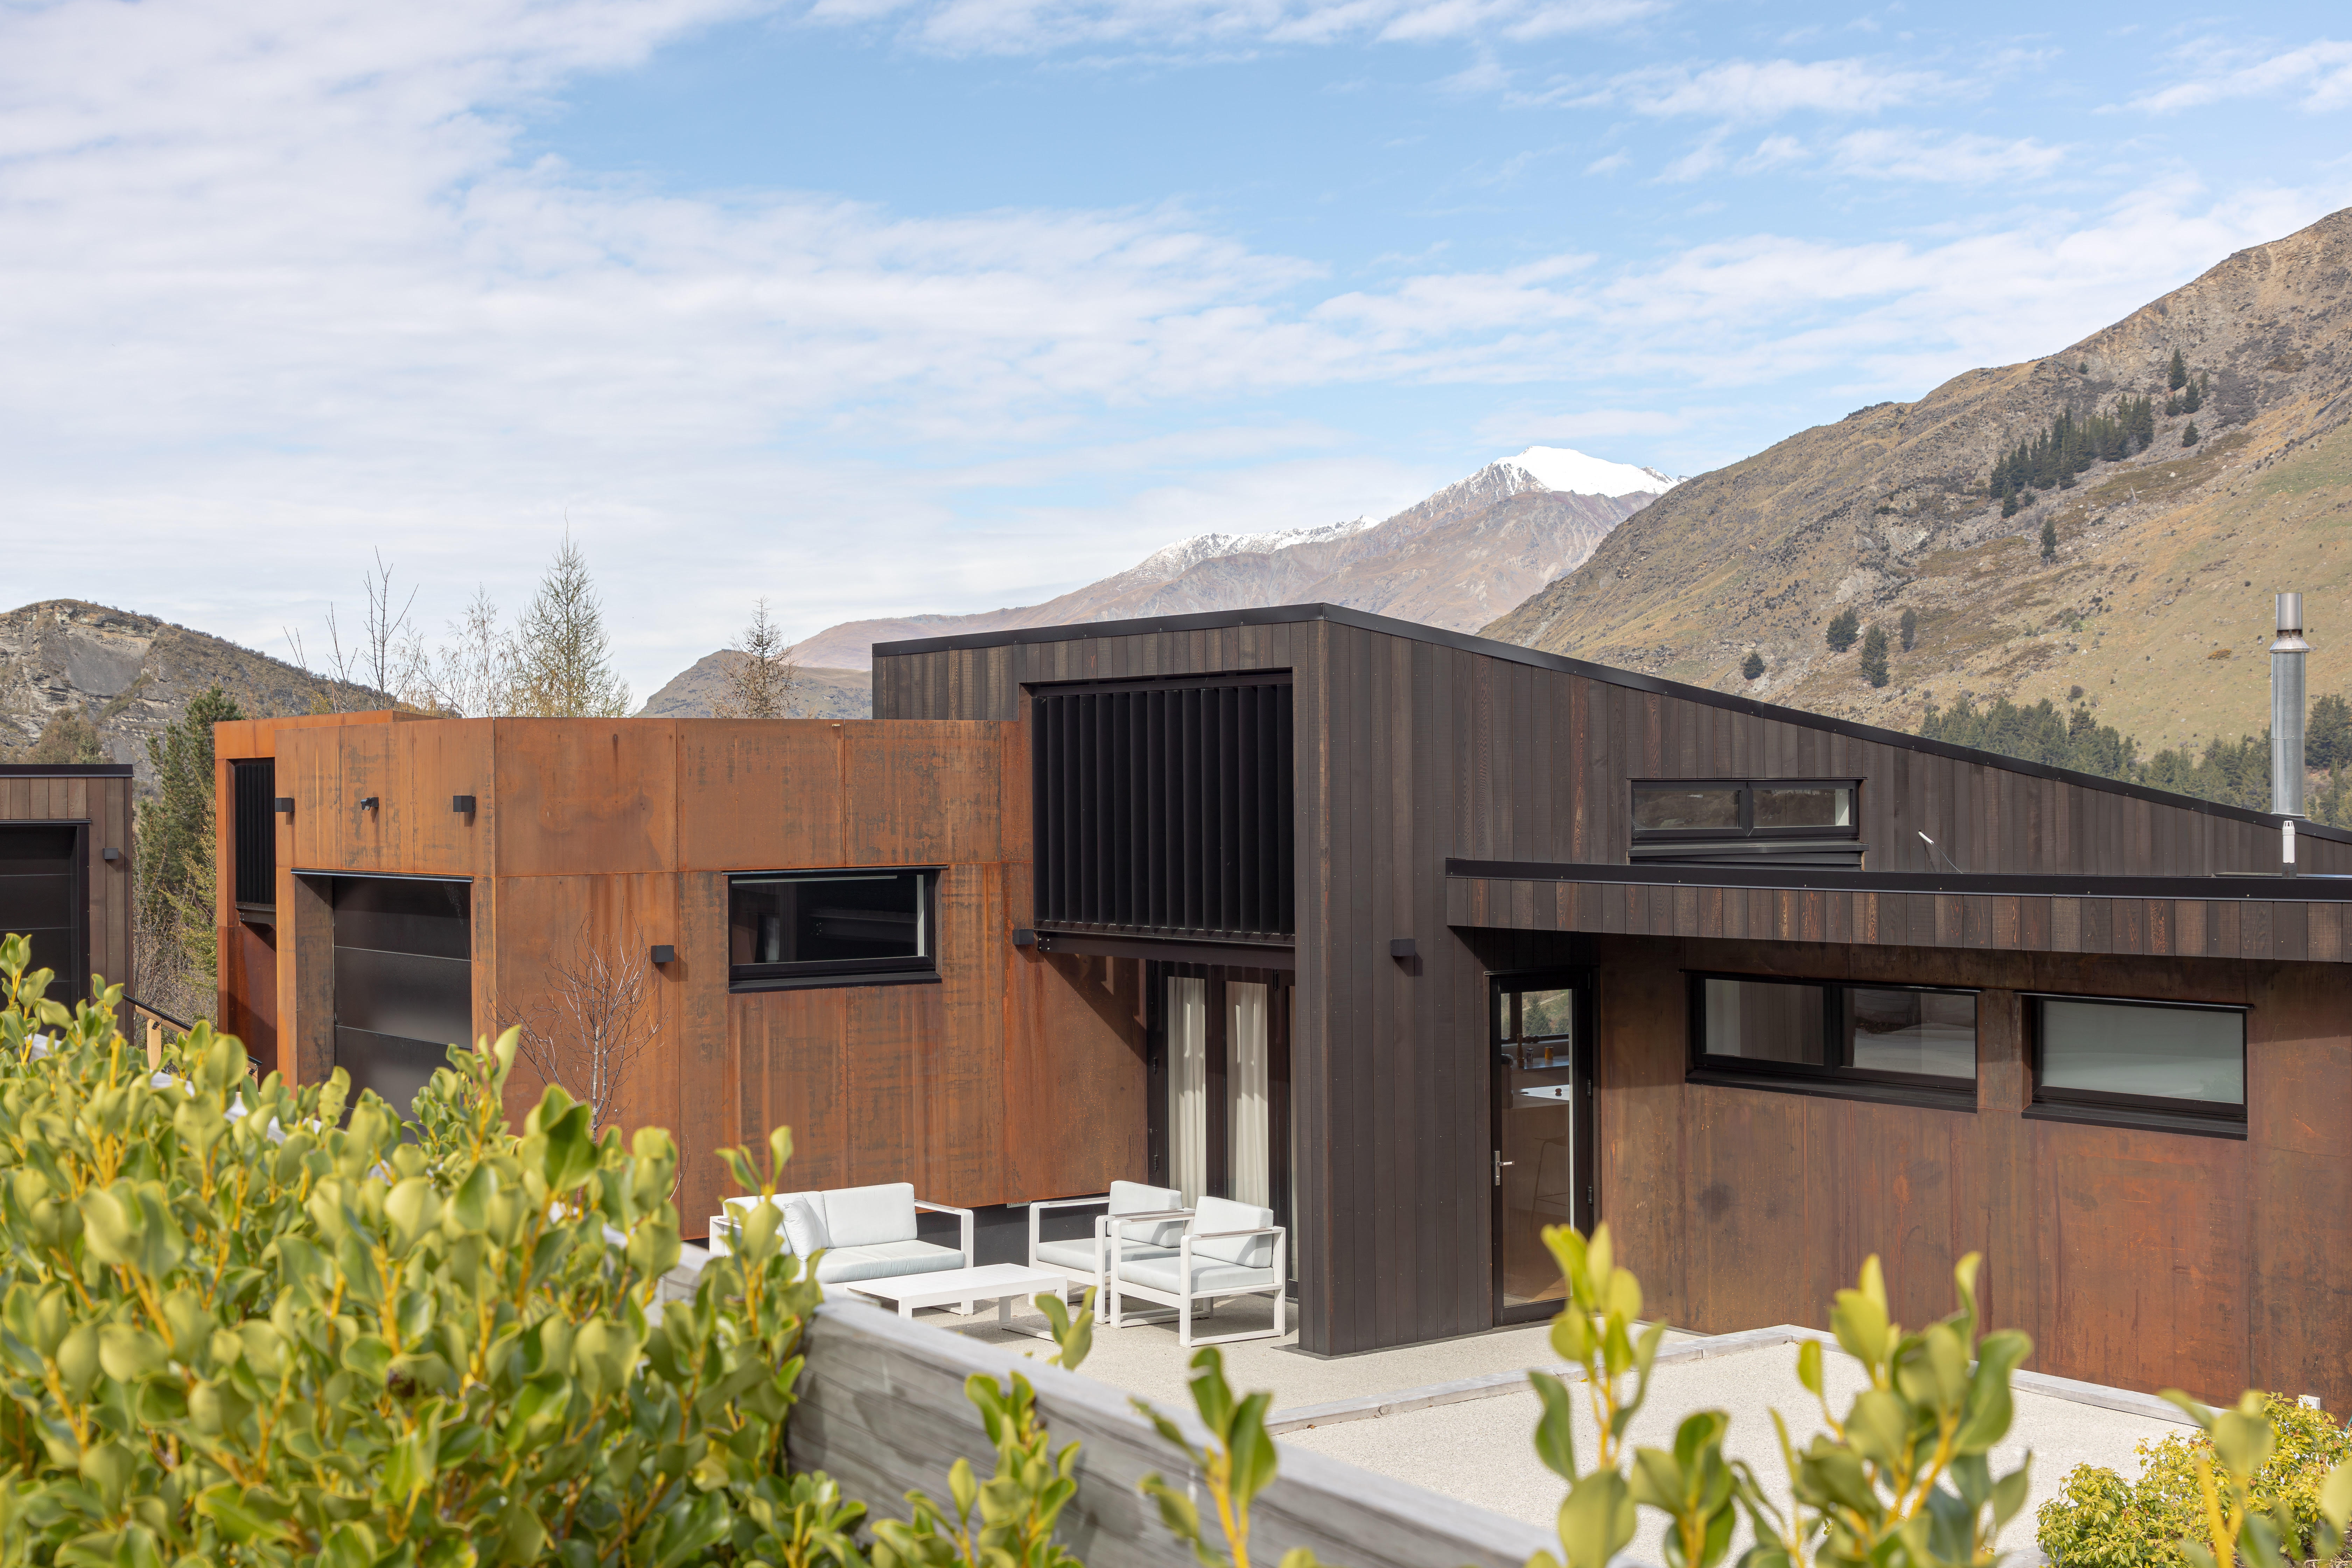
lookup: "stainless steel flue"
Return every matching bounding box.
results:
[2272,592,2309,819]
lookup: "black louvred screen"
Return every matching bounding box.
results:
[1031,676,1294,940]
[232,760,275,906]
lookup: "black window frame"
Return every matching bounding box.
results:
[1685,969,1979,1111]
[2023,992,2248,1140]
[727,867,941,992]
[1632,779,1861,842]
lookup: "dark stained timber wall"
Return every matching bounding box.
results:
[1031,675,1294,941]
[875,603,2352,1362]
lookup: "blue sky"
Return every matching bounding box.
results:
[1,0,2347,696]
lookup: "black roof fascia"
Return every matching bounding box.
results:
[875,601,2349,846]
[1447,857,2352,903]
[0,763,134,777]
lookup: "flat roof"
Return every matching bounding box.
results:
[0,763,133,777]
[875,601,2352,846]
[1447,857,2352,903]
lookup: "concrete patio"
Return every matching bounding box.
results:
[940,1291,2189,1564]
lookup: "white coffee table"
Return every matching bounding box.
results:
[844,1263,1070,1336]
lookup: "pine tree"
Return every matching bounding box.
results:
[2000,486,2020,519]
[1826,607,1861,653]
[1741,651,1765,680]
[2183,420,2200,447]
[136,684,244,1010]
[510,534,632,718]
[2040,515,2058,561]
[2168,349,2188,391]
[1899,607,1918,652]
[2183,373,2204,414]
[2309,693,2352,770]
[1858,625,1890,688]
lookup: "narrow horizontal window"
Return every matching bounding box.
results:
[1690,973,1976,1104]
[1752,785,1852,831]
[2029,996,2245,1131]
[1631,779,1862,866]
[728,869,937,988]
[1633,785,1740,833]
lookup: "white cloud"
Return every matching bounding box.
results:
[1584,149,1630,175]
[1827,127,2067,183]
[2,0,2343,695]
[2133,38,2352,114]
[1478,407,1693,443]
[1742,133,1809,171]
[800,0,1669,52]
[1580,56,1946,120]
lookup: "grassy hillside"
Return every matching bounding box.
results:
[1484,206,2352,761]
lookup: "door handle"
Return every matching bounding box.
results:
[1493,1151,1514,1185]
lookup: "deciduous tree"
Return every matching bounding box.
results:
[714,598,801,719]
[510,533,632,718]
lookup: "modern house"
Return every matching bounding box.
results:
[214,604,2352,1406]
[0,761,134,1000]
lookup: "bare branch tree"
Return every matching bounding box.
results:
[505,922,660,1135]
[712,598,801,719]
[428,586,516,718]
[359,549,424,699]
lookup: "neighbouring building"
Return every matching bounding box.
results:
[0,761,133,1004]
[214,604,2352,1404]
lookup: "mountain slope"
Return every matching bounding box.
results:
[758,445,1675,676]
[1483,206,2352,754]
[0,601,377,783]
[638,659,874,720]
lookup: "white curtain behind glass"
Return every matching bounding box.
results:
[1228,981,1269,1206]
[1168,977,1208,1205]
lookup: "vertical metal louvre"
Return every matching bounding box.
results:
[1031,676,1294,939]
[232,760,275,908]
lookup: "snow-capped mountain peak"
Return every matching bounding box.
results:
[1108,517,1377,592]
[1500,446,1680,497]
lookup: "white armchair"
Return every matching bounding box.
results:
[1027,1180,1188,1301]
[1109,1194,1287,1346]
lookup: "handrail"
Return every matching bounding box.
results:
[126,997,192,1032]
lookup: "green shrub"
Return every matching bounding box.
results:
[0,933,826,1568]
[2038,1395,2352,1568]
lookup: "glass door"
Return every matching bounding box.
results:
[1493,973,1593,1322]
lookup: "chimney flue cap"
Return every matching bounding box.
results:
[2274,591,2311,652]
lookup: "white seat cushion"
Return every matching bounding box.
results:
[1117,1253,1278,1296]
[1191,1196,1277,1268]
[1034,1238,1104,1273]
[817,1183,918,1248]
[1107,1180,1188,1248]
[815,1239,966,1283]
[722,1191,834,1256]
[1038,1238,1175,1274]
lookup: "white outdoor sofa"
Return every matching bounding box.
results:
[709,1182,974,1290]
[1026,1181,1188,1300]
[1108,1194,1287,1347]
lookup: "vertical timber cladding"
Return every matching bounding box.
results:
[232,760,276,908]
[1029,674,1296,940]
